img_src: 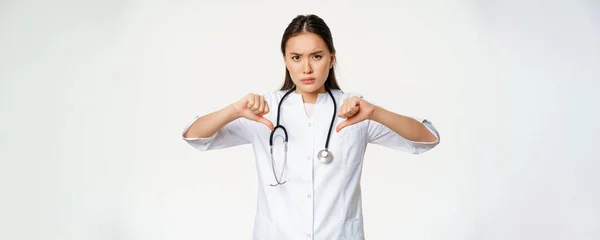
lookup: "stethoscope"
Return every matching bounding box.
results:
[269,86,337,187]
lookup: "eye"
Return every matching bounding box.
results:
[291,55,300,61]
[313,55,322,60]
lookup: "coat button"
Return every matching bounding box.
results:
[308,123,312,127]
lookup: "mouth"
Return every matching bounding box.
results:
[301,77,316,84]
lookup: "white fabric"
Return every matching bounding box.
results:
[182,90,440,240]
[304,103,315,117]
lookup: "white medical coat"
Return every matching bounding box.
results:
[182,89,440,240]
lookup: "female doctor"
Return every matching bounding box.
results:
[182,14,440,240]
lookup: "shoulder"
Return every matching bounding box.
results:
[258,90,287,103]
[339,90,363,98]
[334,89,364,101]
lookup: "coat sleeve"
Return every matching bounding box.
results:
[366,116,440,154]
[181,115,252,151]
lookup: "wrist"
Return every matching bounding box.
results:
[225,103,242,119]
[367,105,383,121]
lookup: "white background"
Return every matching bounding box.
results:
[1,0,599,239]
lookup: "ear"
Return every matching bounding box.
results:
[283,53,290,68]
[329,53,336,69]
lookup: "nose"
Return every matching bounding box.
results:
[302,59,312,74]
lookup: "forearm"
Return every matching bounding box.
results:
[183,104,240,139]
[367,106,437,142]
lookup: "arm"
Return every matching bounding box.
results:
[183,104,240,139]
[182,93,274,151]
[336,95,440,154]
[367,105,438,143]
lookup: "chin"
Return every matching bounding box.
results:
[297,85,323,93]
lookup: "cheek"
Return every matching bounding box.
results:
[289,64,303,74]
[286,61,300,72]
[316,62,330,78]
[287,65,303,82]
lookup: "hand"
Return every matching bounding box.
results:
[232,93,274,130]
[336,96,376,132]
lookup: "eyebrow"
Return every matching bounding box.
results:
[289,50,325,56]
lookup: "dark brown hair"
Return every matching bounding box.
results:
[279,14,341,91]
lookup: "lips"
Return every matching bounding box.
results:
[301,77,315,84]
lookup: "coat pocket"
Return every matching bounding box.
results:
[340,217,365,240]
[340,126,366,167]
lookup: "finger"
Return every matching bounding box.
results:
[345,103,356,117]
[258,95,265,114]
[336,118,355,132]
[342,100,354,118]
[251,94,260,111]
[244,112,273,130]
[249,95,256,111]
[257,116,274,130]
[337,101,343,117]
[349,104,360,116]
[264,101,270,114]
[337,105,344,118]
[348,98,361,116]
[350,97,359,108]
[338,99,349,117]
[354,97,362,106]
[335,121,346,133]
[246,94,254,109]
[347,98,358,113]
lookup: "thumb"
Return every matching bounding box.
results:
[248,114,274,130]
[259,117,274,131]
[336,118,356,133]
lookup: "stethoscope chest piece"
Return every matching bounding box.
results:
[268,86,337,186]
[317,149,333,164]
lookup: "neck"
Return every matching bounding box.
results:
[296,86,326,104]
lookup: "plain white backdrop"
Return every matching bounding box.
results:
[1,0,599,239]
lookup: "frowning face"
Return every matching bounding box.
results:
[284,32,335,97]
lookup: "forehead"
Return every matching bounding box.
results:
[285,32,328,54]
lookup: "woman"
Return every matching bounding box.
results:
[182,14,440,240]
